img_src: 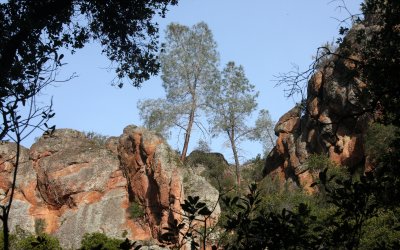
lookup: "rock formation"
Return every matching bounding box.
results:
[264,27,372,191]
[0,126,220,249]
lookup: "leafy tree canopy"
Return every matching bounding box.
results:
[0,0,178,89]
[138,22,220,161]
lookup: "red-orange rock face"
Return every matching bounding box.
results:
[264,31,372,190]
[118,126,184,239]
[0,126,201,249]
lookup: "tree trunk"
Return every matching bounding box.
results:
[2,212,9,250]
[228,130,241,189]
[2,136,21,250]
[181,104,196,162]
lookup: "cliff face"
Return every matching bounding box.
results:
[264,27,372,191]
[0,126,219,249]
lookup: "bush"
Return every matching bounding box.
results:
[365,123,400,165]
[259,182,316,213]
[359,208,400,249]
[241,154,265,184]
[305,153,338,173]
[186,150,235,192]
[127,201,145,219]
[80,232,124,250]
[17,234,62,250]
[34,219,46,235]
[0,232,18,250]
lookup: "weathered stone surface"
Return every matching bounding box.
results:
[31,129,122,209]
[274,106,301,134]
[0,126,218,248]
[55,188,131,249]
[182,168,221,224]
[0,143,37,233]
[264,31,372,189]
[118,125,184,239]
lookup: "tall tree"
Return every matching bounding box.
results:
[138,22,219,161]
[250,109,276,156]
[206,61,258,188]
[0,1,177,249]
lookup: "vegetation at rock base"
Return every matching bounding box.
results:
[80,232,124,250]
[163,1,400,249]
[365,123,400,166]
[1,0,400,249]
[0,232,62,250]
[186,150,235,193]
[0,0,178,249]
[33,219,46,236]
[0,230,144,250]
[305,153,339,173]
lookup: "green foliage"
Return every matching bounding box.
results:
[138,22,219,160]
[306,153,338,173]
[248,109,276,156]
[186,150,235,192]
[315,168,400,249]
[17,234,62,250]
[359,208,400,249]
[0,0,178,89]
[79,232,123,250]
[0,232,17,250]
[259,181,316,214]
[222,184,320,249]
[206,61,258,138]
[194,139,211,153]
[206,61,259,187]
[365,123,400,165]
[121,230,128,239]
[34,219,46,235]
[358,0,400,126]
[241,154,265,185]
[127,201,145,219]
[161,196,213,250]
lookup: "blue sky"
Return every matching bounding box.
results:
[25,0,363,163]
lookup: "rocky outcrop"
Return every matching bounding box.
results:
[264,28,372,191]
[118,126,184,239]
[0,126,219,249]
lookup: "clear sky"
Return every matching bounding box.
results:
[24,0,363,163]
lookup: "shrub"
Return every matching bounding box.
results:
[186,150,235,192]
[80,232,124,250]
[127,201,145,219]
[365,123,400,165]
[241,154,265,184]
[0,232,17,250]
[305,153,338,173]
[34,219,46,235]
[17,234,62,250]
[359,208,400,249]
